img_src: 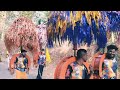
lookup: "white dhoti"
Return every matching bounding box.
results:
[7,57,10,68]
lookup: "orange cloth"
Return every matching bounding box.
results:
[15,70,27,79]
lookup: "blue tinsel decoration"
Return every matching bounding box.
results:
[91,18,98,41]
[97,20,107,49]
[107,11,120,32]
[74,21,80,45]
[47,11,120,49]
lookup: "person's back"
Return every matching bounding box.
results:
[65,61,90,79]
[65,49,93,79]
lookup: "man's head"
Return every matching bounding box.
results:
[76,49,87,62]
[21,49,27,57]
[106,45,118,59]
[41,49,45,55]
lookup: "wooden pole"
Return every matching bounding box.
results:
[111,32,115,43]
[74,50,76,56]
[73,44,77,56]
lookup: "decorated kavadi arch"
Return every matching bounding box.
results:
[47,11,120,79]
[5,17,39,72]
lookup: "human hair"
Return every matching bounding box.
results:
[21,49,27,53]
[107,45,118,51]
[76,49,87,60]
[41,49,45,51]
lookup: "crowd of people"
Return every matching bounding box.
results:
[65,44,119,79]
[6,48,46,79]
[3,43,119,79]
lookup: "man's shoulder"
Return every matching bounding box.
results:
[104,59,108,61]
[103,59,117,65]
[24,57,28,60]
[70,61,77,67]
[39,55,46,58]
[103,59,109,63]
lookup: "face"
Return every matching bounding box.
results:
[22,52,26,57]
[41,51,45,55]
[107,49,116,59]
[82,53,87,62]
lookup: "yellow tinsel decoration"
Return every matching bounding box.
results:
[48,23,52,34]
[60,20,63,29]
[55,22,58,33]
[48,13,52,19]
[79,11,82,20]
[75,11,81,22]
[70,11,76,30]
[58,17,61,28]
[63,20,67,32]
[61,21,67,37]
[60,20,63,36]
[72,18,76,30]
[70,11,73,23]
[60,20,67,36]
[56,15,60,33]
[92,11,102,29]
